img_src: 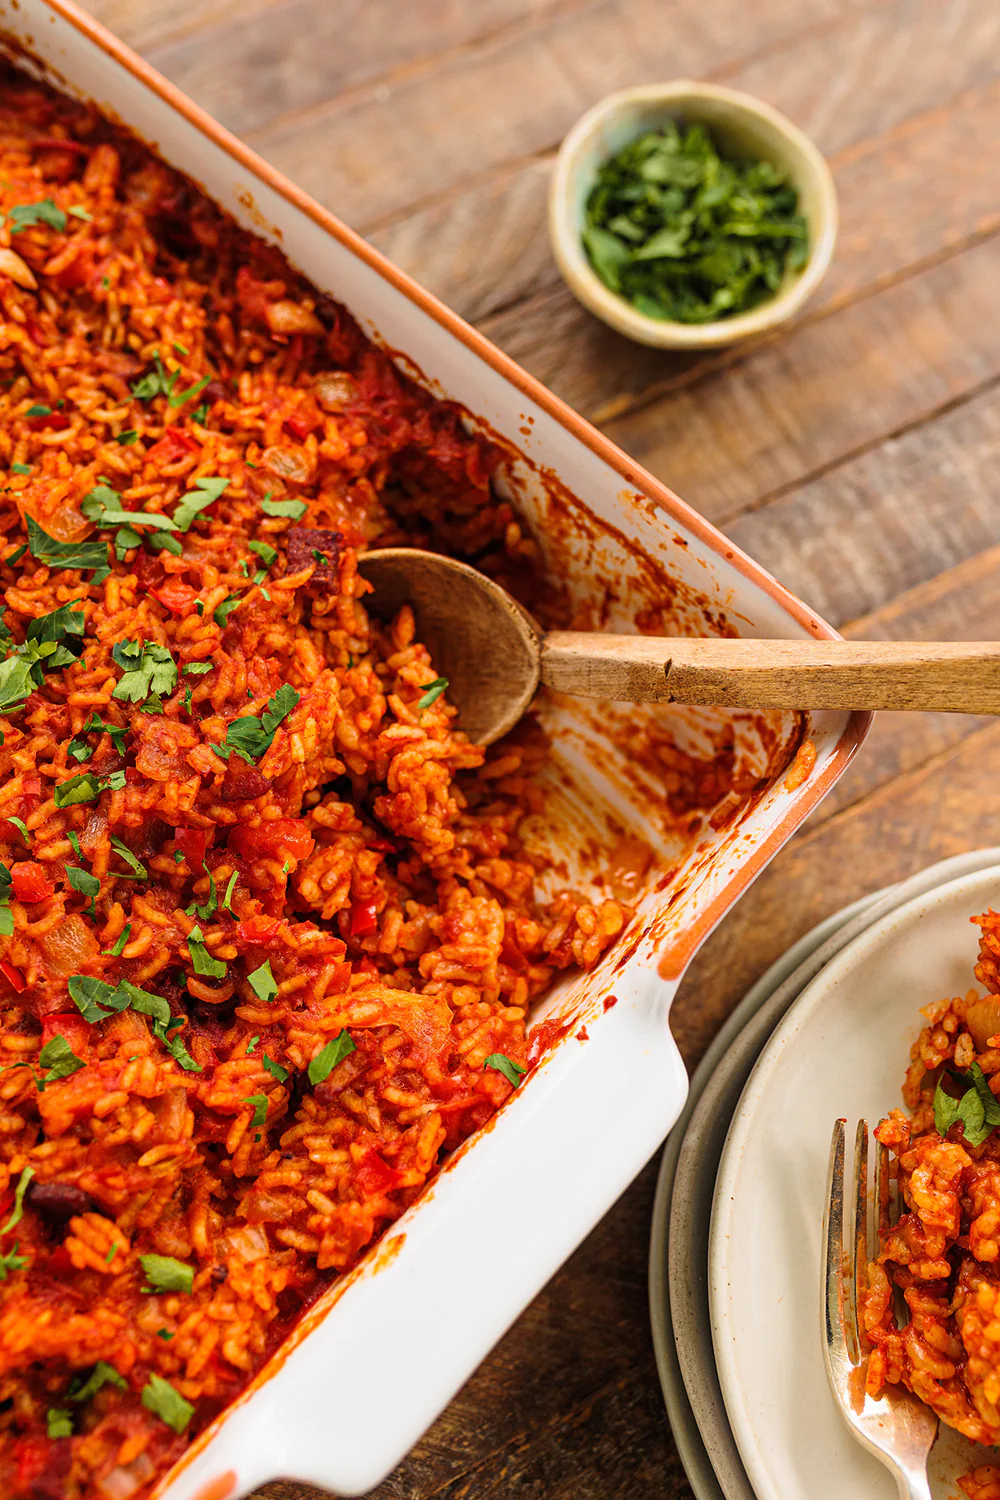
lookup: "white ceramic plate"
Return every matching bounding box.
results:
[709,866,1000,1500]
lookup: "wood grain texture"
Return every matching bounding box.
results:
[67,1,1000,1497]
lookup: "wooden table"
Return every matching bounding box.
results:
[76,0,1000,1493]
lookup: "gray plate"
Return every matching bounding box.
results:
[649,848,1000,1500]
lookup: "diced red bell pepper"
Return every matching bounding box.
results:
[152,581,197,615]
[348,897,379,937]
[1,960,25,992]
[354,1150,403,1195]
[174,827,209,866]
[11,862,53,903]
[283,412,317,441]
[238,915,280,944]
[147,427,201,464]
[26,411,69,431]
[41,1012,90,1056]
[230,819,315,864]
[47,1245,73,1274]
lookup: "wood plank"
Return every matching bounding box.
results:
[601,236,1000,528]
[246,0,862,231]
[723,379,1000,628]
[142,0,569,139]
[815,546,1000,826]
[79,0,275,53]
[478,56,1000,422]
[670,714,1000,1070]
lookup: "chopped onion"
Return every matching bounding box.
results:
[0,248,37,290]
[99,1453,154,1500]
[39,913,97,975]
[263,445,313,484]
[314,371,357,410]
[966,996,1000,1052]
[216,1224,270,1259]
[265,299,324,337]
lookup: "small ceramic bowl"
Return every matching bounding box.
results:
[549,80,838,349]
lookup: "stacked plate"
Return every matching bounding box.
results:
[649,849,1000,1500]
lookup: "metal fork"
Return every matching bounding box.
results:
[822,1120,938,1498]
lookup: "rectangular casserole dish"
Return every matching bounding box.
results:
[0,6,869,1496]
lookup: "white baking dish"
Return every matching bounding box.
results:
[0,6,869,1496]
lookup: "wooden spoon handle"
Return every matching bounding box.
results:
[539,635,1000,713]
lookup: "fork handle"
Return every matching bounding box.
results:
[894,1463,933,1500]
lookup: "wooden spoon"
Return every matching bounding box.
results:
[359,547,1000,745]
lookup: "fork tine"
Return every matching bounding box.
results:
[874,1137,890,1249]
[850,1119,868,1361]
[822,1119,850,1379]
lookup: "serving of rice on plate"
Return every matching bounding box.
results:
[0,67,635,1500]
[867,910,1000,1500]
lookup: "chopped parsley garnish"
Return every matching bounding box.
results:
[172,342,189,356]
[308,1030,355,1085]
[157,1328,174,1340]
[484,1053,527,1087]
[192,402,209,424]
[1,1166,33,1236]
[186,869,217,922]
[54,772,100,808]
[221,871,238,913]
[111,638,177,703]
[27,603,85,649]
[68,1361,126,1402]
[0,655,35,715]
[0,863,12,936]
[101,923,131,957]
[66,864,99,919]
[262,1053,289,1083]
[26,514,107,573]
[173,476,229,532]
[37,1035,85,1085]
[5,817,28,844]
[109,836,146,880]
[140,1253,194,1294]
[169,373,211,410]
[67,832,81,858]
[26,404,51,418]
[183,661,213,676]
[68,205,92,222]
[247,960,277,1004]
[67,712,128,763]
[81,484,178,559]
[582,122,809,325]
[0,1165,33,1279]
[261,496,307,520]
[217,684,299,764]
[46,1408,73,1438]
[248,539,278,567]
[245,1094,267,1128]
[105,1243,118,1264]
[246,1034,259,1055]
[186,925,225,979]
[417,677,448,711]
[934,1061,1000,1147]
[141,1374,194,1434]
[67,976,202,1072]
[10,464,32,477]
[5,199,67,234]
[6,543,26,564]
[116,429,140,445]
[213,594,240,629]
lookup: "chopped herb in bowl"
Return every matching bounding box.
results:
[582,120,809,325]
